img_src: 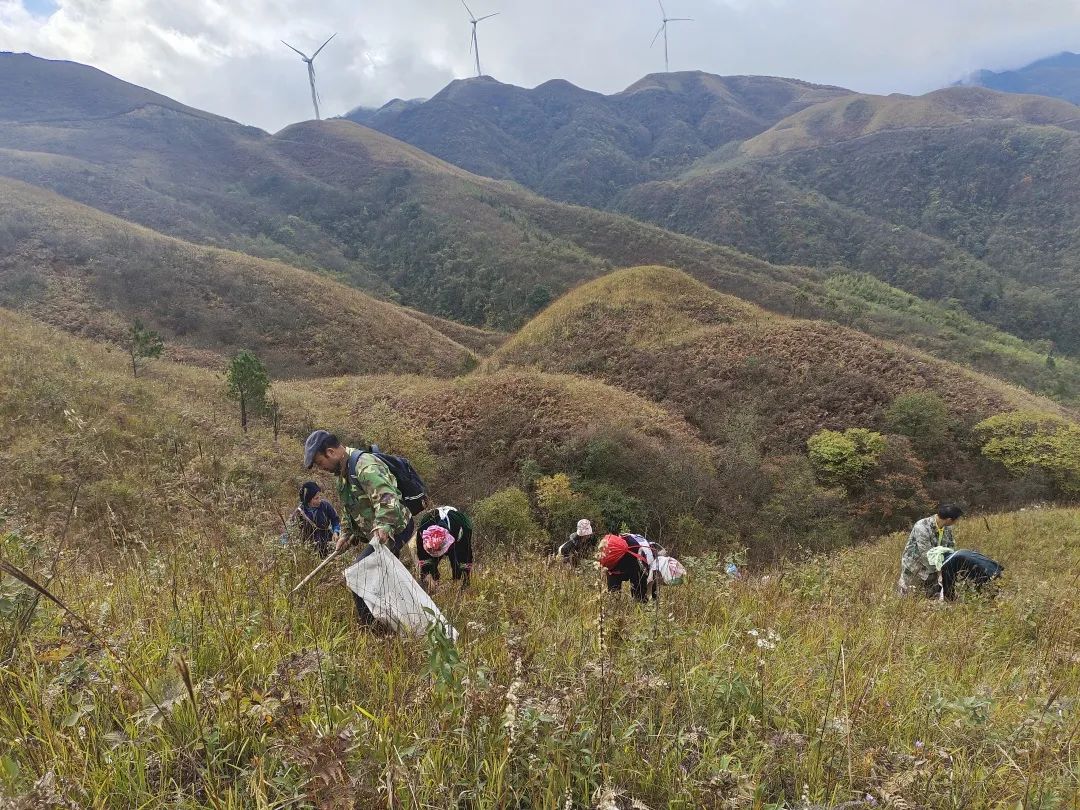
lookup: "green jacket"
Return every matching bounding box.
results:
[335,447,411,541]
[900,515,956,587]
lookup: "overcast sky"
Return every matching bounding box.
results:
[3,0,1080,131]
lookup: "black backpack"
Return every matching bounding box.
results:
[348,448,429,516]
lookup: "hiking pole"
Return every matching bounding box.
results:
[289,545,347,598]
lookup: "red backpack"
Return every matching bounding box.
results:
[599,534,647,570]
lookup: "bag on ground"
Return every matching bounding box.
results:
[344,543,458,640]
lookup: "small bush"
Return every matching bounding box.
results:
[471,487,546,550]
[807,428,887,493]
[976,410,1080,494]
[884,391,953,451]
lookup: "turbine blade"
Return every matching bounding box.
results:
[461,0,476,21]
[670,17,693,21]
[312,32,336,59]
[469,29,475,54]
[477,12,499,21]
[281,40,308,59]
[650,23,665,46]
[658,0,667,17]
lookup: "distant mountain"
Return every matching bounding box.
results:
[344,71,851,206]
[2,53,1076,399]
[617,87,1080,354]
[343,97,426,125]
[967,52,1080,106]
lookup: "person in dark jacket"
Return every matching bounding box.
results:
[939,550,1003,601]
[556,518,598,565]
[416,506,474,591]
[599,533,658,603]
[280,481,341,558]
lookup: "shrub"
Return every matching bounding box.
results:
[884,391,953,452]
[471,487,546,550]
[533,474,599,539]
[576,481,646,537]
[807,428,887,493]
[975,410,1080,494]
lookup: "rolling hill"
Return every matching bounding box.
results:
[341,70,1080,360]
[2,53,1078,401]
[0,177,477,377]
[491,266,1077,510]
[967,51,1080,106]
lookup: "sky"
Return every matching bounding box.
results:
[2,0,1080,132]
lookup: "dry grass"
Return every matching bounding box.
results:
[0,178,475,378]
[0,294,1078,810]
[491,266,1073,448]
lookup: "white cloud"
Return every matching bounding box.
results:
[2,0,1080,131]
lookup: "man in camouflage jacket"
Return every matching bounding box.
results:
[899,504,962,597]
[304,430,416,624]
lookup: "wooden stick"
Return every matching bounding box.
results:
[289,545,347,597]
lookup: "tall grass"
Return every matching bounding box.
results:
[0,507,1077,808]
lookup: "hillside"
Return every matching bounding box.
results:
[345,71,851,207]
[967,51,1080,106]
[492,267,1078,511]
[736,86,1080,157]
[4,53,1079,403]
[0,314,1076,805]
[617,87,1080,355]
[0,178,476,378]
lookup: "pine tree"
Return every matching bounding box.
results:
[126,319,164,378]
[225,351,270,432]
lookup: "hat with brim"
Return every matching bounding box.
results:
[304,430,332,469]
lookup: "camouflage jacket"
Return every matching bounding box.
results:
[335,448,411,541]
[900,516,956,586]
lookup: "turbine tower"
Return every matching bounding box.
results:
[462,0,499,78]
[651,0,692,73]
[281,33,336,120]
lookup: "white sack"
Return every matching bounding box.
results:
[344,542,458,641]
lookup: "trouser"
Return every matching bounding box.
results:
[351,519,415,626]
[606,556,658,603]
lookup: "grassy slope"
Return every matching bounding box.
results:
[277,367,716,511]
[0,310,714,541]
[0,316,1075,806]
[0,178,476,378]
[492,267,1072,446]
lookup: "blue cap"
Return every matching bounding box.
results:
[303,430,332,469]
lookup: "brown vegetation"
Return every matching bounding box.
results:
[0,178,474,378]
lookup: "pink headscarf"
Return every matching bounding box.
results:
[422,525,455,557]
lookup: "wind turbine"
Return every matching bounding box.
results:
[651,0,692,73]
[281,33,336,120]
[462,0,499,78]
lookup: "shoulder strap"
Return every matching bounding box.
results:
[346,449,365,483]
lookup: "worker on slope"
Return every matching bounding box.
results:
[599,533,659,603]
[279,481,341,558]
[304,430,417,626]
[416,505,474,592]
[556,518,598,566]
[898,503,962,598]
